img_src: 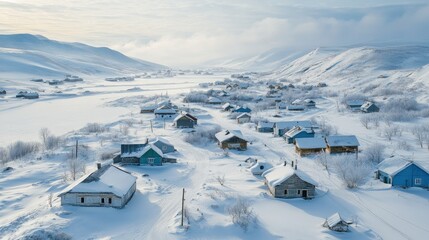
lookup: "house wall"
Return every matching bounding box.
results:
[155,113,176,119]
[60,193,123,208]
[122,182,137,207]
[140,148,163,166]
[270,174,315,198]
[257,127,273,133]
[326,146,358,153]
[220,137,247,150]
[295,147,325,156]
[121,157,140,165]
[285,132,315,144]
[237,117,251,124]
[391,164,429,188]
[176,118,195,128]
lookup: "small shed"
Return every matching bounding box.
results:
[283,126,315,144]
[295,138,327,156]
[174,112,197,128]
[323,213,349,232]
[376,156,429,188]
[207,96,222,104]
[58,164,136,208]
[325,135,360,153]
[256,121,274,133]
[304,99,316,108]
[0,89,6,95]
[273,121,313,137]
[361,101,379,113]
[250,162,272,175]
[276,102,288,110]
[262,163,316,199]
[215,130,248,150]
[236,113,251,124]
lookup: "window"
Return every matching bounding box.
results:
[259,165,264,170]
[101,198,105,204]
[284,190,288,195]
[108,198,112,204]
[148,158,155,164]
[297,190,301,195]
[80,197,84,203]
[415,178,422,185]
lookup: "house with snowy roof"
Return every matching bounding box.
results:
[376,156,429,188]
[154,104,177,119]
[222,103,235,112]
[256,121,275,133]
[273,121,313,137]
[232,106,251,113]
[262,162,316,199]
[295,138,327,156]
[174,112,197,128]
[325,135,359,153]
[346,100,365,111]
[323,213,349,232]
[236,113,251,124]
[116,139,176,165]
[215,130,248,150]
[151,137,176,154]
[304,99,316,108]
[283,126,315,144]
[361,101,379,113]
[58,164,136,208]
[250,162,272,175]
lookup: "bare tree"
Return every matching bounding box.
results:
[332,155,372,188]
[216,175,226,186]
[316,150,329,172]
[39,128,50,148]
[66,157,86,181]
[228,198,256,231]
[411,125,429,148]
[382,126,396,141]
[360,115,371,129]
[363,143,385,164]
[48,193,53,208]
[119,124,129,136]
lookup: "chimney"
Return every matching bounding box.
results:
[283,161,287,166]
[291,161,294,167]
[97,162,101,170]
[295,164,297,170]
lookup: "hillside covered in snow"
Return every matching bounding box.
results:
[0,34,165,78]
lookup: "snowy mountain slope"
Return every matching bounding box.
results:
[0,34,166,78]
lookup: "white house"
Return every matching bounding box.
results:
[236,113,251,124]
[58,164,137,208]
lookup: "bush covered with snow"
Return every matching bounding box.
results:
[228,198,256,231]
[22,229,72,240]
[362,143,386,164]
[331,154,372,188]
[7,141,40,161]
[83,123,109,133]
[183,91,209,103]
[182,125,222,145]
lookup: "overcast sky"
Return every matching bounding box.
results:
[1,0,428,67]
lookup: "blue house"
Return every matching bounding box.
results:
[283,126,315,144]
[377,156,429,188]
[233,106,251,113]
[117,140,176,165]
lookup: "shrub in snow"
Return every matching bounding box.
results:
[64,157,86,181]
[316,151,329,171]
[83,123,108,133]
[216,175,226,186]
[228,198,256,232]
[411,125,429,148]
[382,125,400,141]
[182,125,221,145]
[311,117,337,136]
[7,141,40,160]
[22,229,72,240]
[119,124,130,136]
[0,147,8,165]
[362,143,385,164]
[331,154,372,188]
[228,92,254,101]
[183,91,208,103]
[360,115,371,129]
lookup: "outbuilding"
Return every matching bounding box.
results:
[256,121,275,133]
[323,213,349,232]
[361,101,379,113]
[215,130,248,150]
[174,112,198,128]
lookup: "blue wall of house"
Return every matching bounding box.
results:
[140,148,163,166]
[379,164,429,188]
[285,131,315,144]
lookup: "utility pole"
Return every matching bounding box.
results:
[75,139,78,159]
[181,188,185,226]
[150,120,153,133]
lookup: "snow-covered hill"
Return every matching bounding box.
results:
[0,34,165,78]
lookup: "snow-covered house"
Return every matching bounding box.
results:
[58,164,136,208]
[361,101,379,113]
[250,162,272,175]
[215,130,248,150]
[222,103,234,112]
[207,96,222,104]
[236,113,251,124]
[262,163,316,199]
[276,102,288,110]
[256,121,275,133]
[304,99,316,108]
[325,135,360,153]
[154,105,177,119]
[0,89,6,95]
[283,126,315,144]
[273,121,313,137]
[376,156,429,188]
[116,139,176,165]
[295,138,327,156]
[16,91,39,99]
[346,100,365,111]
[174,112,197,128]
[323,213,349,232]
[232,106,251,113]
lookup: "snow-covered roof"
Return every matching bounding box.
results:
[377,156,429,176]
[326,135,360,147]
[208,96,222,103]
[304,99,315,103]
[236,113,251,119]
[154,107,177,114]
[325,213,344,228]
[258,121,275,128]
[262,164,317,187]
[250,162,272,175]
[215,130,247,143]
[292,99,303,105]
[121,144,163,158]
[285,126,313,138]
[295,138,327,149]
[346,100,365,106]
[274,121,312,129]
[150,137,173,146]
[222,103,232,109]
[174,113,197,122]
[59,165,136,197]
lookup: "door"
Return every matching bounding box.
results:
[302,190,308,198]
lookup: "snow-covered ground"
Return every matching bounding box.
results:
[1,55,429,239]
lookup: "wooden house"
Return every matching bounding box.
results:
[273,121,313,137]
[154,105,177,119]
[174,112,197,128]
[207,96,222,104]
[361,101,379,113]
[376,156,429,188]
[215,130,248,150]
[323,213,349,232]
[283,126,315,144]
[295,138,327,156]
[236,113,251,124]
[262,163,316,199]
[151,137,176,154]
[232,106,251,113]
[325,135,360,153]
[256,121,274,133]
[0,89,6,95]
[58,164,136,208]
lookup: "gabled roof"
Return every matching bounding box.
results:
[59,164,136,197]
[154,106,177,114]
[150,137,173,147]
[285,126,314,138]
[236,113,251,119]
[377,156,429,176]
[325,213,345,228]
[326,135,360,147]
[262,164,317,187]
[174,112,197,122]
[361,101,377,110]
[346,100,365,106]
[295,138,327,149]
[215,130,247,143]
[121,144,163,158]
[222,103,232,109]
[257,121,275,128]
[274,121,312,129]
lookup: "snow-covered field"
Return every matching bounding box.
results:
[1,56,429,239]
